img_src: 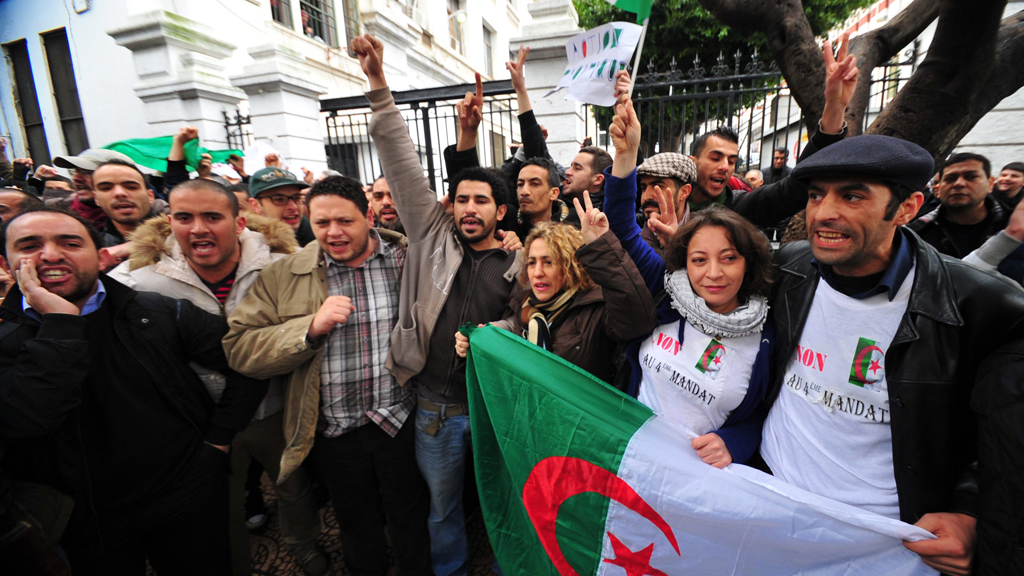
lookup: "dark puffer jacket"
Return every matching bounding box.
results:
[972,339,1024,576]
[498,230,657,383]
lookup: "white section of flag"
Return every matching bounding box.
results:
[595,416,938,576]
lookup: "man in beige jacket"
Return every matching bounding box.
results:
[353,33,521,576]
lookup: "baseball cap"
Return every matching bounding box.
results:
[249,167,309,197]
[53,149,136,171]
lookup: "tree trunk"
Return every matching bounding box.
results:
[871,8,1024,161]
[867,0,1007,162]
[696,0,828,130]
[845,0,941,135]
[698,0,1024,162]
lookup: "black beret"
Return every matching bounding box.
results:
[791,134,935,193]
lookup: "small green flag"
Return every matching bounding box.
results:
[605,0,653,23]
[104,136,242,173]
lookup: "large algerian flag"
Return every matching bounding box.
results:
[605,0,653,23]
[104,136,242,173]
[465,325,938,576]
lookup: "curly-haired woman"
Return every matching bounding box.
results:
[456,198,657,384]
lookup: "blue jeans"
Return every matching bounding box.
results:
[415,407,471,576]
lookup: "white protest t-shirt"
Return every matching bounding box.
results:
[637,320,761,435]
[761,267,915,519]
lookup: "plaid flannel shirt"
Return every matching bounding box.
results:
[319,229,411,437]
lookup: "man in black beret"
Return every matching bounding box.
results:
[756,134,1024,576]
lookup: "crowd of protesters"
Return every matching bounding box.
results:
[1,27,1024,576]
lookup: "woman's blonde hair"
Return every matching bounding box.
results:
[519,222,593,293]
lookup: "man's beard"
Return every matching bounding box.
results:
[455,216,496,244]
[379,215,405,234]
[52,269,99,305]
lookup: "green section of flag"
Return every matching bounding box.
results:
[606,0,653,23]
[104,136,242,173]
[465,325,653,576]
[695,339,724,374]
[848,336,879,387]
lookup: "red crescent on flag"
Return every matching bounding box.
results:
[522,456,680,576]
[853,345,884,381]
[700,344,725,369]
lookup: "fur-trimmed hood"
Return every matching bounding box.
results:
[127,213,298,271]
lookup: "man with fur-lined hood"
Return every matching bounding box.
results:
[107,179,329,576]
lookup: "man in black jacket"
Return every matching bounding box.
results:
[759,135,1024,576]
[909,152,1005,258]
[0,207,267,575]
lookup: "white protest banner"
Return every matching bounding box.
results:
[546,22,643,107]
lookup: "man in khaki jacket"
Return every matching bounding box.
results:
[223,176,432,576]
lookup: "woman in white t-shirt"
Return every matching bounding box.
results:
[606,177,774,463]
[601,99,776,468]
[628,205,775,468]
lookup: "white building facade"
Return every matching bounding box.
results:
[0,0,532,176]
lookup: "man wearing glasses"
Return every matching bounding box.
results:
[248,167,316,246]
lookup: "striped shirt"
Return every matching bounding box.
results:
[201,268,237,305]
[319,229,411,437]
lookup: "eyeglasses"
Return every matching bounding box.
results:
[259,193,302,206]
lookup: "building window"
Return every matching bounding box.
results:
[482,26,493,77]
[447,0,464,54]
[340,0,360,47]
[271,0,292,27]
[489,130,506,167]
[3,39,50,166]
[41,29,89,156]
[300,0,336,46]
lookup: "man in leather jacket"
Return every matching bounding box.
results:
[756,134,1024,576]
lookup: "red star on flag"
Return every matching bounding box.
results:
[603,533,669,576]
[713,355,722,366]
[869,359,881,375]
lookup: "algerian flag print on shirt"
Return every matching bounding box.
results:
[636,320,758,436]
[464,324,936,576]
[762,270,915,520]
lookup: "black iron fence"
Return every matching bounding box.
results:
[223,107,254,151]
[584,45,917,174]
[321,80,520,191]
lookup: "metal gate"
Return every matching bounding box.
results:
[321,80,520,192]
[585,45,918,173]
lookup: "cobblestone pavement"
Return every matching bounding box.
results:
[249,473,499,576]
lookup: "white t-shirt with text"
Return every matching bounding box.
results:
[638,320,761,436]
[761,267,915,519]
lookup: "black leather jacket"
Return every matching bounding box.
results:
[971,339,1024,575]
[768,230,1024,524]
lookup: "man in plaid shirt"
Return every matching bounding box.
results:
[224,176,431,576]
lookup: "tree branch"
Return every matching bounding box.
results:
[867,0,1008,161]
[697,0,828,129]
[845,0,942,134]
